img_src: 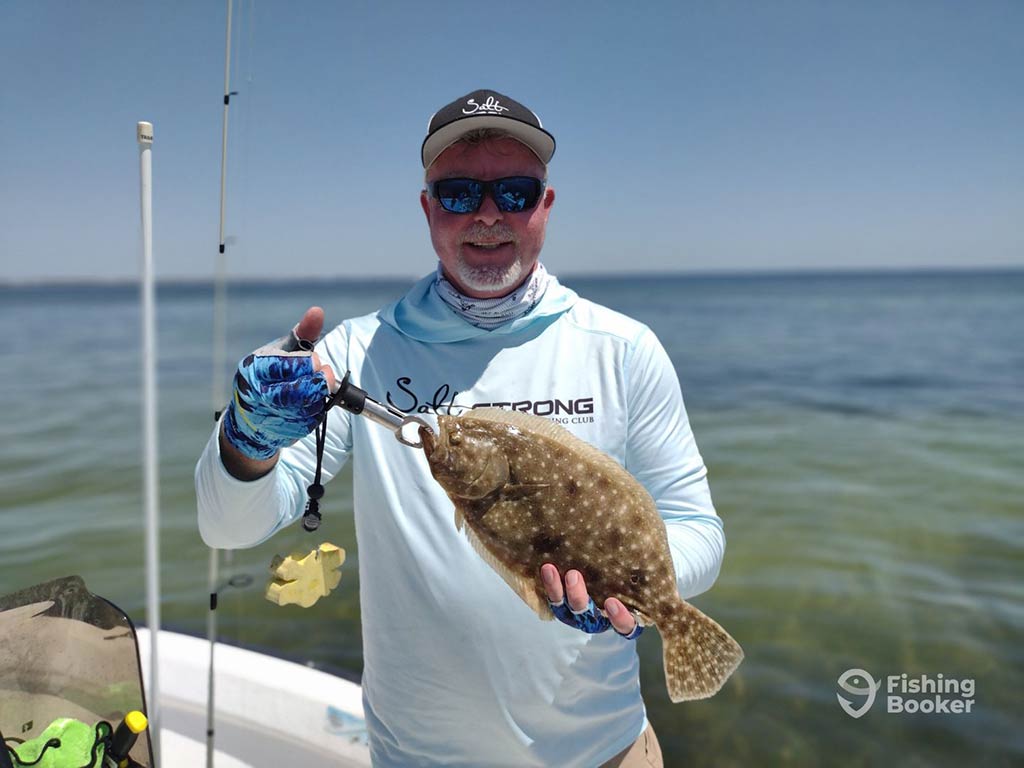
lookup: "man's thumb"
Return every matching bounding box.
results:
[294,306,325,346]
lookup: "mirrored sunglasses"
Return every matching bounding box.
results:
[429,176,546,214]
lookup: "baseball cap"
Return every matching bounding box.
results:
[421,89,556,169]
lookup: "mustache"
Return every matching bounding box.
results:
[460,224,517,244]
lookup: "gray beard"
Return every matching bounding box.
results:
[453,256,524,295]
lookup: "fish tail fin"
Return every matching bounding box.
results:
[660,600,743,702]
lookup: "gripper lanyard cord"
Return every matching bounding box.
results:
[301,385,346,532]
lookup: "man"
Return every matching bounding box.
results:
[196,89,725,767]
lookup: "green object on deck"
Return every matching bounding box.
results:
[10,718,108,768]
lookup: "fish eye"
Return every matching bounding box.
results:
[449,431,463,445]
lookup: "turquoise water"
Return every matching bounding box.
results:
[1,271,1021,766]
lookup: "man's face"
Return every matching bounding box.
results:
[420,137,555,299]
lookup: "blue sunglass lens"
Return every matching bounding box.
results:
[436,179,484,213]
[493,178,539,212]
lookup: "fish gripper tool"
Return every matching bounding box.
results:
[331,371,432,448]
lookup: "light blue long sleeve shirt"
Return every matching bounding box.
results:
[196,272,725,767]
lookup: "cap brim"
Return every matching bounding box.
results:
[422,115,556,169]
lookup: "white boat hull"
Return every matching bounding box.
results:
[137,628,371,766]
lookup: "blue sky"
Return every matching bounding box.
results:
[1,1,1021,281]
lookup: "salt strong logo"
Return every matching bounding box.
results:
[386,376,596,424]
[462,96,510,115]
[837,669,976,718]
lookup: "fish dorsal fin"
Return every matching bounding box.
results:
[464,408,631,482]
[455,501,552,622]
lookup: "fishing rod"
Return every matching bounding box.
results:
[206,0,237,765]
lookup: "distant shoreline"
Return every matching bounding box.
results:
[2,265,1022,290]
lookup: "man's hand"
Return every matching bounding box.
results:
[219,306,337,480]
[540,564,642,639]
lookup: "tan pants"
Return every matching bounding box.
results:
[600,725,663,768]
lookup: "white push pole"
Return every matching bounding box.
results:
[137,120,161,764]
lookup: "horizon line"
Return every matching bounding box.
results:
[2,264,1022,289]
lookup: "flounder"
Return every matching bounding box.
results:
[420,408,743,702]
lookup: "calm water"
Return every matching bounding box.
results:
[1,271,1021,767]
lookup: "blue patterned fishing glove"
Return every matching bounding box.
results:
[549,598,644,640]
[222,331,329,460]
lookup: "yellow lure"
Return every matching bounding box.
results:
[265,542,346,608]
